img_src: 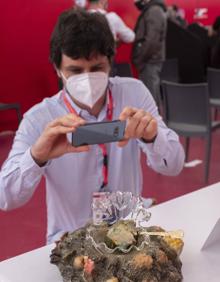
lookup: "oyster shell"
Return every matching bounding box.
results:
[50,220,183,282]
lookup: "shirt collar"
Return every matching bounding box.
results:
[89,8,107,15]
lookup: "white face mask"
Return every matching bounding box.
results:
[61,72,109,108]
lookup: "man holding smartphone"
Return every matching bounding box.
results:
[0,9,185,244]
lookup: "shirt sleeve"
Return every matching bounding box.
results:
[136,81,185,176]
[0,116,48,211]
[110,13,135,43]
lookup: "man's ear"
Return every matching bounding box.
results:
[54,64,61,78]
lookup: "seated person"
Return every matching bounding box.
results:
[0,9,185,244]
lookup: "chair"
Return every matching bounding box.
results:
[0,103,22,126]
[160,58,179,83]
[161,81,220,183]
[160,59,179,115]
[207,68,220,119]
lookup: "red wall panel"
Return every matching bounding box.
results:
[166,0,220,25]
[0,0,72,131]
[0,0,219,131]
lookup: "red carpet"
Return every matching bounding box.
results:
[0,131,220,261]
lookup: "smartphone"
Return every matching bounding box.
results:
[72,120,126,147]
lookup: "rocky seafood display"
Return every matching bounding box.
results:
[50,193,184,281]
[50,220,184,282]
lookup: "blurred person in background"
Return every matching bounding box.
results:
[88,0,135,76]
[132,0,167,106]
[167,4,187,28]
[74,0,87,9]
[210,16,220,69]
[0,9,184,244]
[88,0,135,45]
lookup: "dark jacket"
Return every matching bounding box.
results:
[132,0,167,71]
[211,35,220,69]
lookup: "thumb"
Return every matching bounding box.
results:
[66,143,90,153]
[117,139,129,147]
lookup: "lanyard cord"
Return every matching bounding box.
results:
[62,89,113,191]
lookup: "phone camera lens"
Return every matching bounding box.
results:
[113,126,119,137]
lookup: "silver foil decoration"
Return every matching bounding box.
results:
[92,191,151,226]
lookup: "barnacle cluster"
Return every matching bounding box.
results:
[50,220,183,282]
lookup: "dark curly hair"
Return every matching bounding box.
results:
[50,9,115,68]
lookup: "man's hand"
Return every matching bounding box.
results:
[118,107,158,147]
[31,114,89,166]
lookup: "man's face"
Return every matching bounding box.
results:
[57,54,111,111]
[59,54,111,80]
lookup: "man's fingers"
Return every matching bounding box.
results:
[47,125,78,136]
[49,114,85,128]
[125,110,147,138]
[66,144,90,153]
[118,107,158,142]
[119,107,138,121]
[117,139,129,147]
[135,115,154,138]
[142,119,158,141]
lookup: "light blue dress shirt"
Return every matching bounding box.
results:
[0,77,185,243]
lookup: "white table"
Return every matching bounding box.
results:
[148,182,220,282]
[0,182,220,282]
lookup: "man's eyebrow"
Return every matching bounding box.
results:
[93,62,106,67]
[90,62,107,68]
[65,65,83,71]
